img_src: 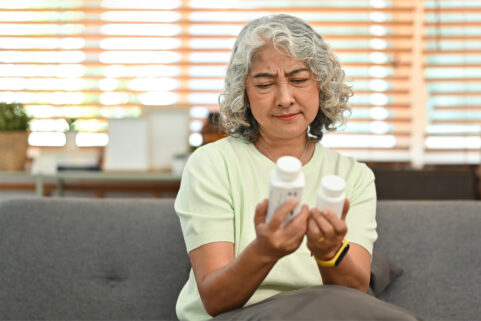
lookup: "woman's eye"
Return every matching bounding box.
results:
[256,83,272,89]
[291,79,307,84]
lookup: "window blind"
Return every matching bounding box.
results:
[0,0,479,165]
[310,0,414,163]
[423,0,481,164]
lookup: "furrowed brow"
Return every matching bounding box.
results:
[285,68,310,77]
[252,72,275,79]
[252,68,309,79]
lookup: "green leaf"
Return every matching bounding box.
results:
[0,102,31,131]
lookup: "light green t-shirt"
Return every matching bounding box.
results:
[175,137,377,321]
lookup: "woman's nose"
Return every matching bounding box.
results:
[276,83,294,108]
[276,82,294,108]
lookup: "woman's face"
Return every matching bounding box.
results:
[245,44,320,142]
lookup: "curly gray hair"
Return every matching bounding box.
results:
[219,14,352,142]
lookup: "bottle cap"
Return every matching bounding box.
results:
[276,156,302,181]
[320,175,346,198]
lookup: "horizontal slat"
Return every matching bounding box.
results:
[0,75,412,82]
[0,76,224,80]
[425,133,481,137]
[0,61,412,67]
[424,8,481,13]
[0,74,195,78]
[424,64,481,68]
[16,104,414,112]
[429,92,481,96]
[433,106,481,111]
[424,36,481,41]
[0,61,227,66]
[0,34,414,40]
[332,147,410,152]
[341,118,411,124]
[350,76,410,81]
[31,116,109,121]
[10,104,416,112]
[1,89,220,94]
[22,103,193,109]
[0,48,413,54]
[0,75,403,81]
[339,129,412,136]
[0,61,412,68]
[0,7,415,13]
[0,20,414,26]
[431,120,481,125]
[424,148,481,152]
[0,89,412,95]
[424,22,481,27]
[425,50,481,54]
[8,89,420,96]
[426,78,481,82]
[355,87,410,92]
[351,104,411,108]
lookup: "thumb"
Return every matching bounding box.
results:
[254,199,269,226]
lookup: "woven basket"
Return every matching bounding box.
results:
[0,132,29,171]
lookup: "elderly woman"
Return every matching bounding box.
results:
[175,14,377,320]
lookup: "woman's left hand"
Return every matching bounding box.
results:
[306,199,350,261]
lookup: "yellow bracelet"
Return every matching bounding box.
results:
[312,238,350,267]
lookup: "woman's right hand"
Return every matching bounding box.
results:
[188,199,308,316]
[253,198,309,262]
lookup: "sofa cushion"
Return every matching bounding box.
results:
[375,200,481,321]
[0,197,190,321]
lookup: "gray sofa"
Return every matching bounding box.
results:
[0,197,480,321]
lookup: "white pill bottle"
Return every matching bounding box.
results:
[266,156,305,224]
[316,175,346,219]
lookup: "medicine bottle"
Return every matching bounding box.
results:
[266,156,305,224]
[316,175,346,219]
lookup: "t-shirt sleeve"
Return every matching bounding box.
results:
[344,161,377,256]
[174,146,234,253]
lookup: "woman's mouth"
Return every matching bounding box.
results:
[275,113,299,121]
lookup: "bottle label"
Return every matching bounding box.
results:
[266,186,303,224]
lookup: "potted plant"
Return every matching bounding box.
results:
[0,102,31,171]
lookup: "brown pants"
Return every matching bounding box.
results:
[212,285,422,320]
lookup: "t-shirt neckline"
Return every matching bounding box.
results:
[247,140,320,171]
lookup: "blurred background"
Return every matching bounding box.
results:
[0,0,480,199]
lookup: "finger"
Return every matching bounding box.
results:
[254,199,268,226]
[268,198,298,229]
[311,209,335,239]
[289,204,309,225]
[341,198,350,221]
[320,208,347,236]
[287,204,309,233]
[307,208,322,231]
[306,213,322,241]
